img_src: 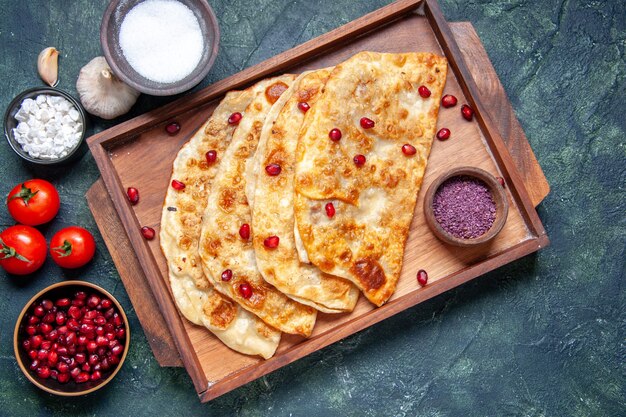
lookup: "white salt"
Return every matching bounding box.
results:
[119,0,204,84]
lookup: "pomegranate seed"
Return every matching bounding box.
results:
[37,366,51,379]
[57,325,68,335]
[105,332,115,341]
[228,112,242,125]
[96,336,108,347]
[28,350,37,360]
[43,312,55,324]
[264,235,279,249]
[328,128,342,142]
[75,372,89,383]
[26,325,37,336]
[86,296,100,309]
[31,335,43,349]
[353,154,366,167]
[75,291,87,300]
[40,340,52,350]
[28,316,39,325]
[33,306,45,317]
[57,362,69,373]
[57,373,70,383]
[100,358,110,370]
[220,269,233,282]
[104,308,115,319]
[402,144,416,156]
[325,202,335,218]
[113,314,123,327]
[205,150,217,165]
[171,179,185,190]
[89,354,99,366]
[418,85,431,98]
[239,283,253,299]
[111,345,124,356]
[87,341,98,353]
[77,335,88,346]
[94,316,106,326]
[265,164,281,176]
[70,367,81,379]
[39,324,52,334]
[496,176,506,187]
[57,346,68,356]
[298,102,310,112]
[116,328,126,339]
[45,329,57,341]
[55,298,70,308]
[100,299,112,309]
[165,122,180,135]
[436,128,451,141]
[48,351,58,365]
[68,306,81,320]
[55,312,66,325]
[441,94,458,108]
[141,226,155,240]
[461,104,474,121]
[29,359,39,371]
[41,299,53,310]
[360,117,375,129]
[96,326,105,336]
[417,269,428,286]
[81,363,91,372]
[75,353,86,364]
[109,355,120,366]
[22,339,31,351]
[238,223,251,240]
[37,349,48,360]
[91,371,102,381]
[127,187,139,205]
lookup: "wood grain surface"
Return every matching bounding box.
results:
[86,0,549,401]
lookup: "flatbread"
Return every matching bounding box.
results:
[160,87,280,359]
[294,52,448,306]
[251,69,359,313]
[199,75,318,337]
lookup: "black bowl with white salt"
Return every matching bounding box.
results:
[100,0,220,96]
[423,167,509,247]
[4,87,88,166]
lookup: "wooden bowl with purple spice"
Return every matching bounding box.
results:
[423,167,509,247]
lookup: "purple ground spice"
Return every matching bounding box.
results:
[432,175,496,239]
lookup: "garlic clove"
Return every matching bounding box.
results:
[76,57,140,120]
[38,47,59,87]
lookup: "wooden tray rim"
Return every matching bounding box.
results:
[87,0,549,401]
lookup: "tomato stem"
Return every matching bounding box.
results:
[8,183,39,206]
[52,240,73,257]
[0,237,31,262]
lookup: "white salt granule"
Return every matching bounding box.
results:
[119,0,204,84]
[12,95,83,160]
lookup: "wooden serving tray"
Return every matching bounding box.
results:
[87,0,549,402]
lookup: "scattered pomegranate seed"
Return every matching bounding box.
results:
[360,117,375,129]
[228,112,242,125]
[265,164,281,176]
[329,128,342,142]
[496,176,506,187]
[441,94,458,108]
[264,235,279,249]
[298,102,310,112]
[325,202,335,218]
[171,179,185,190]
[205,150,217,165]
[221,269,232,282]
[436,128,451,141]
[239,223,250,240]
[126,187,139,205]
[417,269,428,286]
[418,85,431,98]
[353,154,366,167]
[402,144,416,156]
[165,122,180,135]
[239,283,253,299]
[461,104,474,121]
[141,226,155,240]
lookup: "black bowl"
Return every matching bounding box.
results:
[100,0,220,96]
[4,87,88,166]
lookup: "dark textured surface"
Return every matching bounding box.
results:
[0,0,624,415]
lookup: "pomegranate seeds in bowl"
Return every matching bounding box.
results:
[14,281,129,395]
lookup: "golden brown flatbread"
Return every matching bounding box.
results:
[251,69,360,313]
[160,87,280,359]
[199,75,318,337]
[294,52,448,306]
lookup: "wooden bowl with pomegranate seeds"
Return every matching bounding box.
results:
[14,281,130,396]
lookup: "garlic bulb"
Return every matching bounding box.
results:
[38,47,59,87]
[76,57,139,120]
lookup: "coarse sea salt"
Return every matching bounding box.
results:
[119,0,204,84]
[12,95,83,160]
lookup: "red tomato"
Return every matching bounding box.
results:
[50,227,96,269]
[7,179,60,226]
[0,225,47,275]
